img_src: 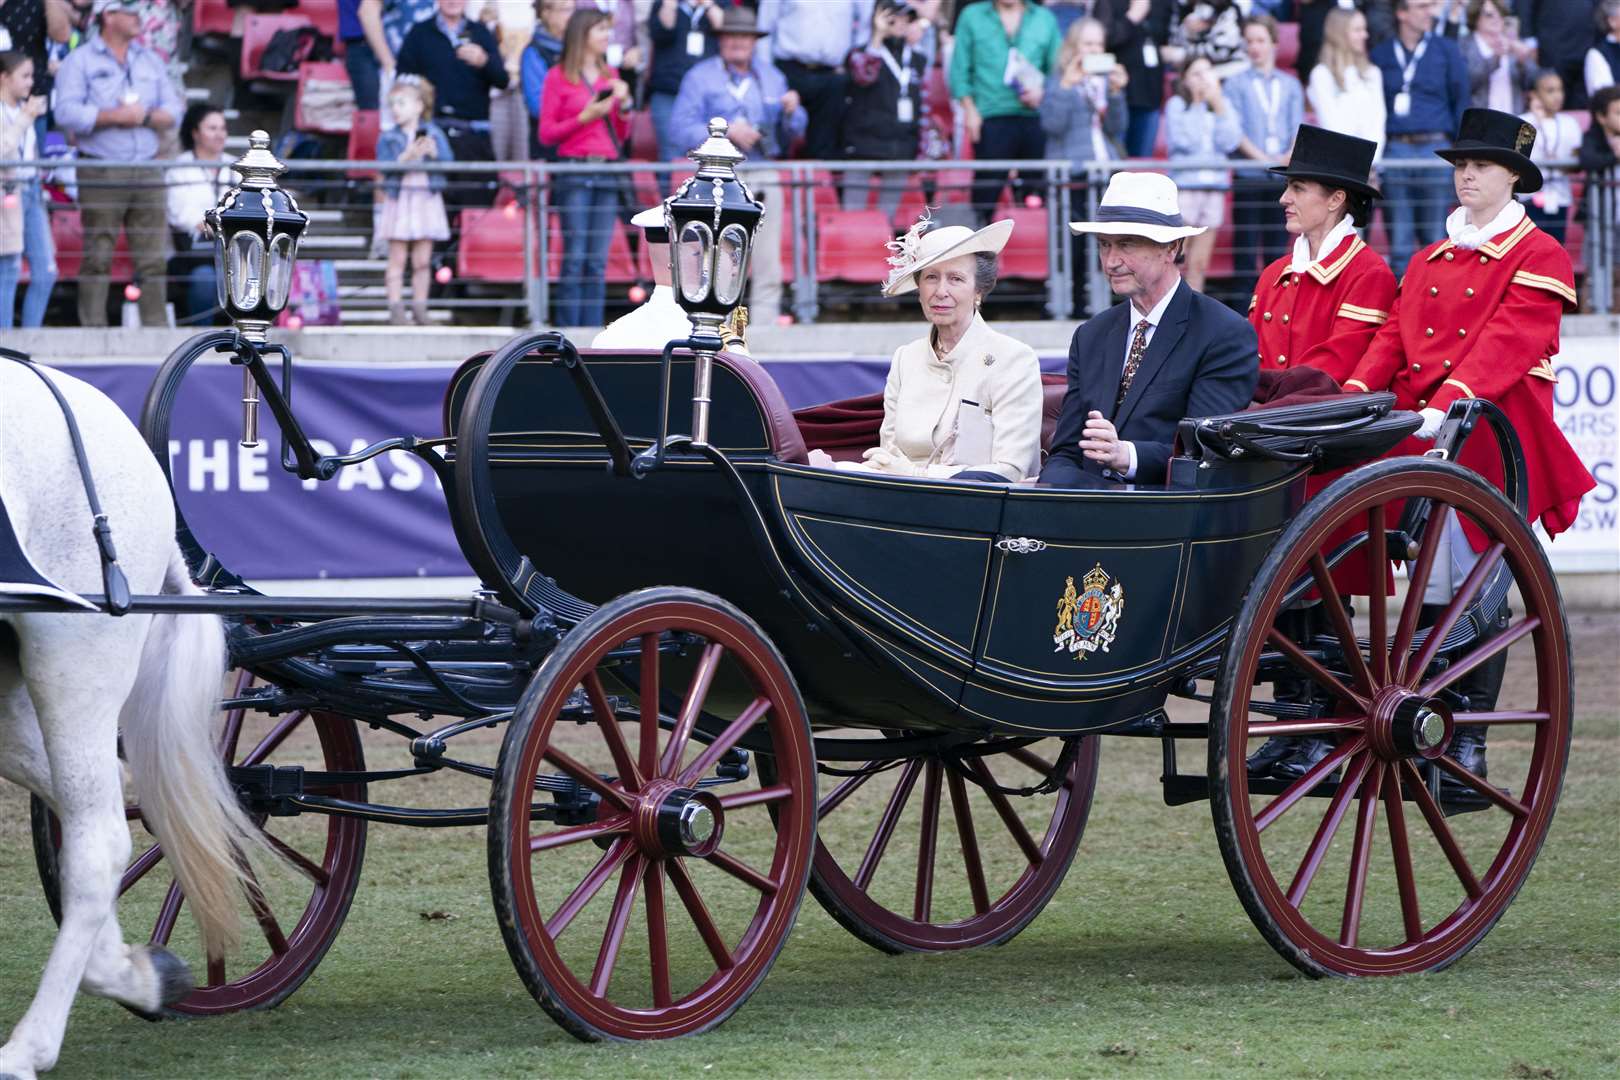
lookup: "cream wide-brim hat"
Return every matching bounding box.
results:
[1068,171,1207,244]
[882,219,1015,297]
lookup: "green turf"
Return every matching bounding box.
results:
[2,611,1615,1079]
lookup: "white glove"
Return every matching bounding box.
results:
[1414,406,1447,441]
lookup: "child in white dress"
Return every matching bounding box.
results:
[376,75,453,325]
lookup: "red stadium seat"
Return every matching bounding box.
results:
[240,13,315,82]
[50,209,133,283]
[993,205,1049,279]
[192,0,235,37]
[606,220,638,283]
[346,108,381,180]
[1277,21,1300,74]
[294,61,354,134]
[814,209,893,283]
[629,109,659,161]
[457,202,530,282]
[1208,191,1236,280]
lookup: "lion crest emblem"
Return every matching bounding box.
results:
[1053,564,1125,661]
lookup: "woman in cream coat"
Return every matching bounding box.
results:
[810,214,1045,482]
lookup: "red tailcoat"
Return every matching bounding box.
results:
[1345,215,1594,538]
[1248,234,1397,384]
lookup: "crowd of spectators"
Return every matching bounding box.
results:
[2,0,1620,327]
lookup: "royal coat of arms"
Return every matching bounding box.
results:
[1053,564,1125,661]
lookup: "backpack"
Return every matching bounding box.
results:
[260,26,333,73]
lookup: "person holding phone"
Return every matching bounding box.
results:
[840,0,929,221]
[1040,17,1127,314]
[539,8,631,328]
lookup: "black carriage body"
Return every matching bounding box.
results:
[443,349,1311,736]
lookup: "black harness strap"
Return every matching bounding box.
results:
[0,347,133,615]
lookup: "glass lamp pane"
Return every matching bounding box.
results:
[676,221,712,304]
[266,234,296,310]
[227,232,265,310]
[714,223,749,306]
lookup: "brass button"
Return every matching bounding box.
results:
[1457,328,1467,338]
[1264,312,1272,321]
[1282,314,1290,324]
[1418,398,1428,407]
[1444,251,1455,261]
[1480,255,1488,264]
[1277,354,1287,365]
[1465,287,1475,297]
[1412,363,1422,372]
[1444,360,1452,369]
[1425,327,1434,337]
[1429,286,1439,296]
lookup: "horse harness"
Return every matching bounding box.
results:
[0,347,133,614]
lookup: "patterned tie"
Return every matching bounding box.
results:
[1115,318,1151,413]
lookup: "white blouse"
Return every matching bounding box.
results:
[1307,62,1386,163]
[165,151,233,237]
[844,313,1044,482]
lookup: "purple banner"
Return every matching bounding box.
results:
[64,355,1068,580]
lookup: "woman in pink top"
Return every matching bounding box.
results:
[539,9,632,328]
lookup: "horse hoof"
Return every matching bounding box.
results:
[148,946,196,1008]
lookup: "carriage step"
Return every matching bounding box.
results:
[1160,770,1492,814]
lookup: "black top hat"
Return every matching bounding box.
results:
[1268,124,1381,199]
[1434,107,1543,193]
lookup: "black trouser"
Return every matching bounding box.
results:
[777,59,845,161]
[971,114,1044,224]
[1230,175,1289,299]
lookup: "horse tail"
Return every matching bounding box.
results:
[120,552,265,959]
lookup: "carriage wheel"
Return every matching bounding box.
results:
[489,587,815,1041]
[1210,458,1571,977]
[792,734,1099,953]
[30,676,368,1015]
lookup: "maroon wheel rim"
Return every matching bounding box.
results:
[35,676,369,1015]
[493,590,815,1040]
[807,736,1099,952]
[1213,462,1570,976]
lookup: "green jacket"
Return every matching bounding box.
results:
[948,0,1062,121]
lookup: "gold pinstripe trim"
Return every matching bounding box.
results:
[1344,378,1370,391]
[1529,357,1557,381]
[1511,269,1578,305]
[1443,377,1477,397]
[1336,302,1388,325]
[1482,216,1536,258]
[1425,240,1455,262]
[1308,236,1364,285]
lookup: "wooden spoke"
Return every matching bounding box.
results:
[1246,719,1365,738]
[590,856,643,998]
[240,711,308,768]
[542,747,634,812]
[945,767,991,916]
[151,881,184,947]
[705,848,780,894]
[1391,504,1452,681]
[1404,542,1507,689]
[1005,745,1055,778]
[659,642,724,777]
[546,839,632,939]
[1310,556,1376,696]
[854,760,923,891]
[1433,756,1530,818]
[1339,760,1384,947]
[218,705,247,764]
[818,768,879,821]
[529,815,629,855]
[1399,761,1483,900]
[967,758,1043,867]
[637,633,661,783]
[120,843,165,897]
[913,760,942,924]
[666,858,734,971]
[1285,752,1372,907]
[643,861,671,1009]
[1367,504,1389,685]
[1265,629,1369,710]
[584,672,642,793]
[1255,737,1367,833]
[677,696,772,788]
[1381,766,1423,944]
[243,865,290,956]
[717,784,793,812]
[262,832,330,887]
[1418,617,1540,699]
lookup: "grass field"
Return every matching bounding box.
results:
[1,612,1615,1079]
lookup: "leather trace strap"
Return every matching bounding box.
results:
[0,346,133,615]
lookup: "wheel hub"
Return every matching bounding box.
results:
[632,780,724,857]
[1367,685,1453,761]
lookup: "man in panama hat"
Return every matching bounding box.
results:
[1039,171,1259,487]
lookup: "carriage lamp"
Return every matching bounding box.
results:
[664,117,765,447]
[205,129,309,448]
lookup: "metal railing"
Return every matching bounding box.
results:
[3,154,1610,326]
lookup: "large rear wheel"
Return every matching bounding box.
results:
[1210,458,1571,977]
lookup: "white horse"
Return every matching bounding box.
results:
[0,360,267,1079]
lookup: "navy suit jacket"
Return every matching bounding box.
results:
[1039,280,1259,487]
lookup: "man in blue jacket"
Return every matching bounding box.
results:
[1040,172,1259,488]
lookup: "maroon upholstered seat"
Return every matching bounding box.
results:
[713,351,808,464]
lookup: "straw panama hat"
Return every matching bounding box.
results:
[881,216,1015,297]
[1068,171,1208,243]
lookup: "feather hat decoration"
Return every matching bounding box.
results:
[880,210,1016,297]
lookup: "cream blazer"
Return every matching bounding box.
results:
[844,314,1044,481]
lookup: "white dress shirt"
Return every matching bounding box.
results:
[1289,215,1358,275]
[1113,278,1181,480]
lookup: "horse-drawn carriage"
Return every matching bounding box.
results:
[1,127,1570,1055]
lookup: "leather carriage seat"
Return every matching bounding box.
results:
[714,350,809,464]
